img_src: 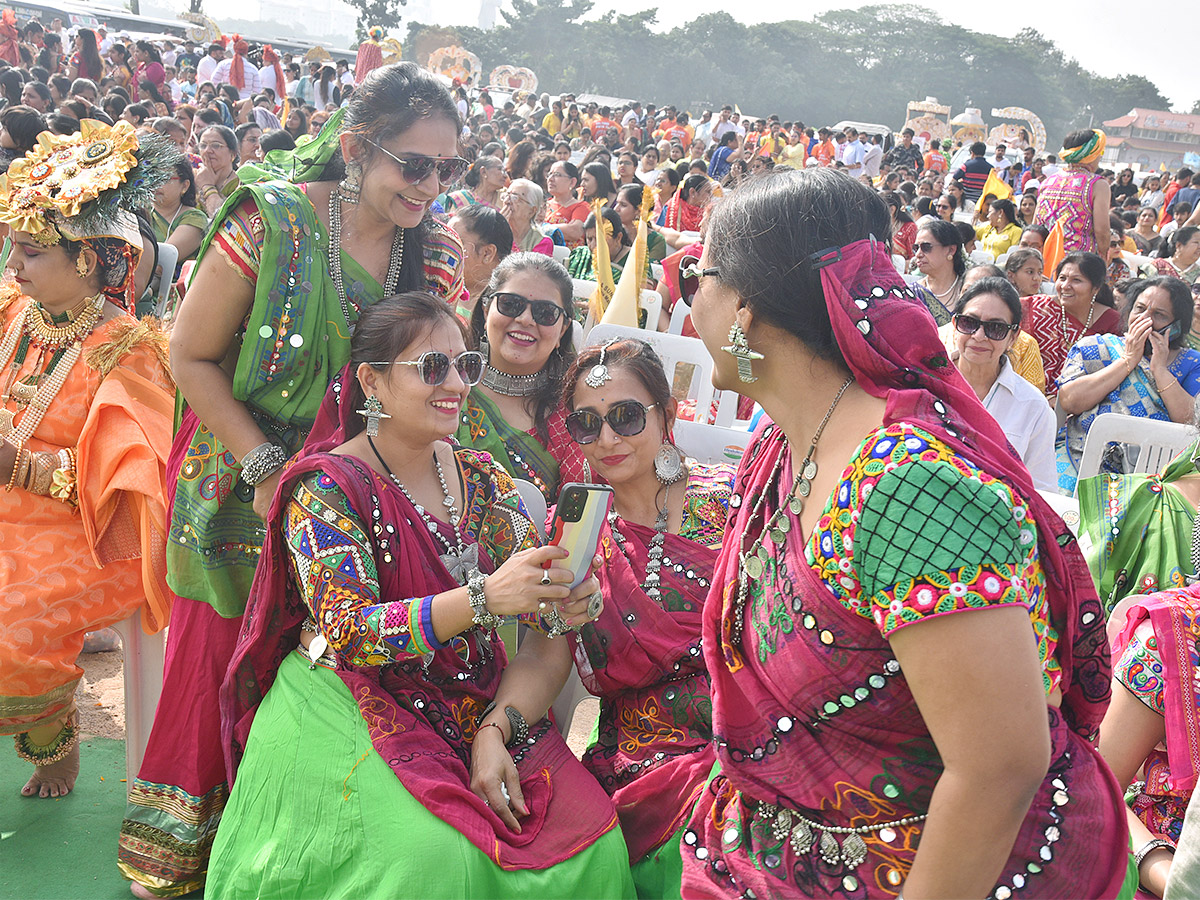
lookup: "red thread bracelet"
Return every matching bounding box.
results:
[478,722,506,742]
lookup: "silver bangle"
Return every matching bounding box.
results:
[467,567,502,631]
[1134,838,1175,870]
[239,441,287,487]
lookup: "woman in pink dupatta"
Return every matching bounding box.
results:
[211,293,633,898]
[1100,584,1200,896]
[560,338,735,897]
[680,169,1132,899]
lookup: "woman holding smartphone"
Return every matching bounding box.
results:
[561,338,735,897]
[211,292,633,897]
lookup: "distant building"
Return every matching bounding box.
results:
[1102,108,1200,172]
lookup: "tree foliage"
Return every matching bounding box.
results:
[408,2,1173,146]
[346,0,406,42]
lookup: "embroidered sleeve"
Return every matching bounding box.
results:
[284,472,446,666]
[680,462,735,548]
[211,196,265,283]
[854,457,1039,638]
[422,219,466,304]
[1115,619,1166,715]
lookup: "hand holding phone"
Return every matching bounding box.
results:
[545,483,613,589]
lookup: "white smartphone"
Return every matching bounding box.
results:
[544,483,614,589]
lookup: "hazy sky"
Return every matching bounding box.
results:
[207,0,1194,111]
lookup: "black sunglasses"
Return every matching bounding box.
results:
[359,136,469,186]
[914,241,941,254]
[565,400,657,444]
[370,350,484,386]
[954,314,1018,341]
[491,291,566,327]
[679,257,718,307]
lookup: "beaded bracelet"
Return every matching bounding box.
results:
[240,441,287,487]
[5,439,24,492]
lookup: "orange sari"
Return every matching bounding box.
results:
[0,288,174,734]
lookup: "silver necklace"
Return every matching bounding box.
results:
[328,186,406,330]
[481,363,546,397]
[367,436,478,585]
[732,377,853,646]
[607,488,671,604]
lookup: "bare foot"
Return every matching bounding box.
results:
[20,740,79,798]
[130,882,160,899]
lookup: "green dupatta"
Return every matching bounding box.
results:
[166,180,385,614]
[1079,440,1200,615]
[454,388,561,503]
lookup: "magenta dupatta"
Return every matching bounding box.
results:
[1115,584,1200,794]
[682,238,1127,898]
[220,366,618,870]
[576,513,718,861]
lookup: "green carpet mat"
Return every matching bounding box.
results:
[0,737,135,900]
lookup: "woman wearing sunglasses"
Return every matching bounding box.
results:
[558,338,732,893]
[209,292,633,898]
[680,169,1130,900]
[910,218,967,325]
[1056,276,1200,494]
[947,277,1056,490]
[122,64,470,899]
[457,253,587,504]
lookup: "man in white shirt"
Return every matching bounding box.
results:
[711,106,736,144]
[96,26,112,54]
[693,109,714,146]
[862,134,883,178]
[196,43,224,84]
[164,65,183,104]
[212,49,261,100]
[161,40,177,67]
[621,102,641,134]
[842,128,866,175]
[991,144,1011,173]
[336,59,354,87]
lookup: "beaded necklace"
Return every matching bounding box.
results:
[366,435,478,584]
[731,378,852,646]
[1057,295,1095,350]
[0,294,105,442]
[328,187,405,331]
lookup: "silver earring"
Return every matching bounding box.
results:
[722,322,764,383]
[357,394,390,437]
[654,444,685,485]
[340,160,362,202]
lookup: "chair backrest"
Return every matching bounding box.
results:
[891,254,905,275]
[667,300,691,335]
[571,278,597,303]
[650,262,664,283]
[1036,488,1080,536]
[153,242,179,319]
[638,288,662,332]
[995,251,1010,268]
[585,324,717,424]
[674,419,751,465]
[513,478,548,537]
[968,248,995,266]
[1075,413,1197,489]
[551,244,570,261]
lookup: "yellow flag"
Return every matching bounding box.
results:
[603,220,645,328]
[981,167,1013,203]
[587,199,616,322]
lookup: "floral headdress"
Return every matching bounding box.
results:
[0,119,176,306]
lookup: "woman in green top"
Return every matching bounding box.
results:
[567,206,629,284]
[151,156,209,270]
[119,63,468,900]
[614,182,667,263]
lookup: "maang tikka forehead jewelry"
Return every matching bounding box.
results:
[585,338,620,388]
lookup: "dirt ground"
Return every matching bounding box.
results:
[76,647,599,754]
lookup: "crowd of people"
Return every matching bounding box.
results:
[3,12,1200,900]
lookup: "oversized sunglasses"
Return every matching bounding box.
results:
[369,350,484,386]
[359,136,469,186]
[953,314,1018,341]
[913,241,941,254]
[491,291,566,326]
[679,257,719,307]
[566,400,657,444]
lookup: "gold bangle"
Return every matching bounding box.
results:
[6,441,25,492]
[1160,378,1181,393]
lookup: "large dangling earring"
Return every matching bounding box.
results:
[722,321,764,383]
[357,394,390,437]
[654,444,685,485]
[339,160,362,203]
[75,252,89,278]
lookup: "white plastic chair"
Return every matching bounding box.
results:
[551,244,570,262]
[996,251,1010,268]
[968,248,995,266]
[891,254,905,275]
[585,325,717,424]
[667,301,691,335]
[674,419,752,465]
[111,613,168,785]
[152,242,179,320]
[1075,413,1197,488]
[513,478,548,537]
[579,289,664,337]
[650,262,664,283]
[1036,488,1080,536]
[571,278,597,303]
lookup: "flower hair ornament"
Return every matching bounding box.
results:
[0,119,176,308]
